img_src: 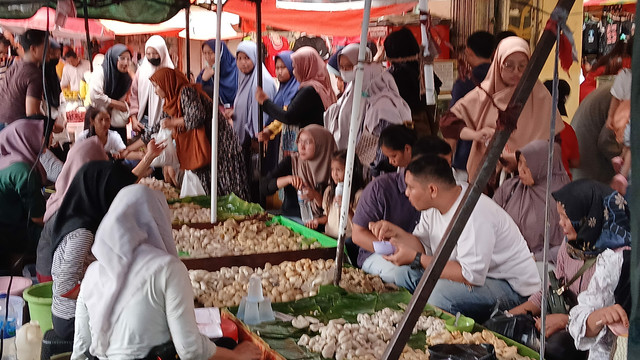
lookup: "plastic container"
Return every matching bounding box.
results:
[0,294,25,335]
[22,282,53,333]
[297,190,313,224]
[237,275,274,325]
[445,315,475,333]
[334,182,344,208]
[0,277,33,297]
[15,321,43,360]
[0,336,16,360]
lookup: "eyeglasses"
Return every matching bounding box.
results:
[501,61,527,73]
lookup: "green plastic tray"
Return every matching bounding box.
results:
[267,216,337,248]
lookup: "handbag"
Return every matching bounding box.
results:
[173,126,211,171]
[355,129,379,167]
[547,257,597,314]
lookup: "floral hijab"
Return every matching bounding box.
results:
[552,179,631,259]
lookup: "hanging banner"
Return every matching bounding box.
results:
[276,0,414,11]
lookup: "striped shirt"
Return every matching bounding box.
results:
[51,228,94,320]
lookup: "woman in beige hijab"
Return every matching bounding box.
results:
[445,36,564,181]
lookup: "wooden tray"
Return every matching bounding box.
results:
[181,247,336,271]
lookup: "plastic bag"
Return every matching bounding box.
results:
[150,127,179,168]
[180,170,206,198]
[483,312,540,352]
[428,344,497,360]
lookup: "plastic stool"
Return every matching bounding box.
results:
[41,330,73,360]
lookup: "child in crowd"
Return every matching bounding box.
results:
[306,150,366,238]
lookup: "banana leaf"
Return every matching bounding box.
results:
[168,193,264,220]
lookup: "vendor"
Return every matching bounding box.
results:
[71,185,261,360]
[370,154,540,323]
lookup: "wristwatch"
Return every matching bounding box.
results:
[410,251,423,270]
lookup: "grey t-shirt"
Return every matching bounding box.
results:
[0,61,43,124]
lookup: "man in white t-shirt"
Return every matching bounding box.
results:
[60,49,91,92]
[370,154,540,323]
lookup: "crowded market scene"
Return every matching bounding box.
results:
[0,0,637,359]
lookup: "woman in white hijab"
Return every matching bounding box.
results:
[72,185,261,360]
[128,35,174,131]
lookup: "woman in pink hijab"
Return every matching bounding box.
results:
[255,46,336,147]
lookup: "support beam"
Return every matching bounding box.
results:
[382,0,576,358]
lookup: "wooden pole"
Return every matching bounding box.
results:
[381,0,576,358]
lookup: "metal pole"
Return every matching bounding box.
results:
[419,0,435,106]
[82,0,92,71]
[539,22,561,359]
[255,0,264,185]
[333,0,372,285]
[382,0,576,358]
[627,2,640,355]
[185,5,191,79]
[210,0,223,223]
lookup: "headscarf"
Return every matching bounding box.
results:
[338,43,372,68]
[552,179,631,260]
[362,66,412,133]
[81,185,178,354]
[495,140,570,261]
[326,51,341,77]
[291,46,337,110]
[233,41,277,144]
[0,119,45,182]
[450,36,564,181]
[384,28,422,111]
[49,161,137,257]
[135,36,174,126]
[272,51,299,108]
[197,39,238,105]
[149,68,209,118]
[324,63,408,149]
[102,44,132,100]
[43,137,108,222]
[291,124,336,189]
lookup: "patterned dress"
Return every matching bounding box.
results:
[142,87,249,199]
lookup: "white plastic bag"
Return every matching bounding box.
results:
[150,127,179,168]
[180,170,206,198]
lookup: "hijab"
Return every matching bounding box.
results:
[49,161,137,256]
[291,46,337,110]
[0,119,45,182]
[291,124,336,189]
[81,185,177,355]
[102,44,133,100]
[272,51,299,108]
[326,51,341,77]
[552,179,631,260]
[338,43,372,68]
[495,140,570,261]
[233,41,277,144]
[197,39,238,105]
[324,63,407,149]
[43,137,108,222]
[135,36,174,126]
[384,28,422,111]
[149,68,209,118]
[450,36,564,181]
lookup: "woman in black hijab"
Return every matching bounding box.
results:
[48,160,137,340]
[89,44,133,143]
[384,27,441,136]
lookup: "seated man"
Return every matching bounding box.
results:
[352,136,454,280]
[371,154,540,323]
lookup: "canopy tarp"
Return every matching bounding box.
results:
[100,6,240,39]
[0,7,115,40]
[223,0,416,36]
[0,0,189,24]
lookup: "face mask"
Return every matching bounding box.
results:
[340,69,355,83]
[148,57,161,67]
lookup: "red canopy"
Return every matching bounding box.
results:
[0,7,115,41]
[223,0,416,37]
